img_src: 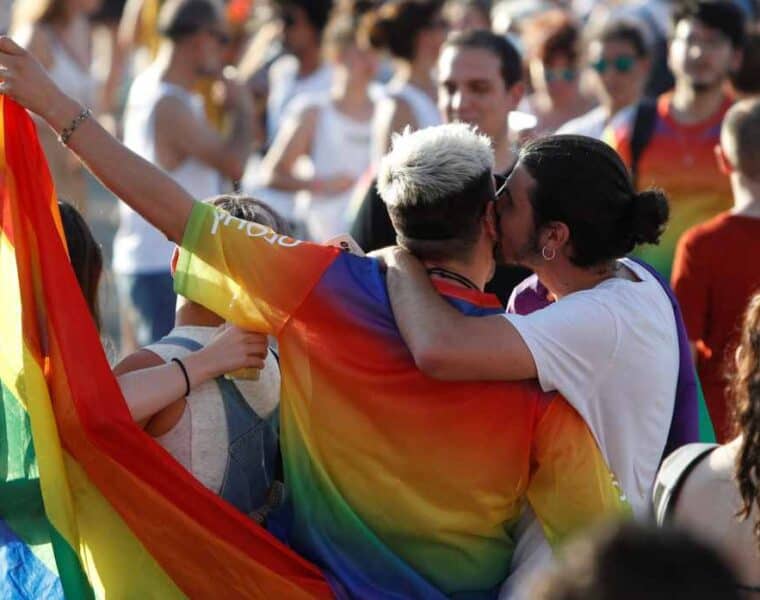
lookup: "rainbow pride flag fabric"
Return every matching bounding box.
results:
[176,203,631,598]
[0,97,333,598]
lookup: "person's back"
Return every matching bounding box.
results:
[113,195,284,518]
[177,205,628,597]
[672,98,760,441]
[668,439,760,588]
[657,291,760,592]
[173,124,629,597]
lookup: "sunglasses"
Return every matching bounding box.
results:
[591,55,636,74]
[545,68,577,83]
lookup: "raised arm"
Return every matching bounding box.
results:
[0,36,193,243]
[383,248,537,381]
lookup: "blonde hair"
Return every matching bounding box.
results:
[378,122,493,209]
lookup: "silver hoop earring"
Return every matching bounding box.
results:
[541,246,556,261]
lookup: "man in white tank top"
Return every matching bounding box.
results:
[114,0,254,350]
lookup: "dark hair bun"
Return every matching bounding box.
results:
[630,188,669,246]
[361,0,442,60]
[364,12,392,50]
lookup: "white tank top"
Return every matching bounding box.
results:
[144,326,280,495]
[45,26,97,108]
[113,68,221,274]
[386,80,441,129]
[296,98,373,241]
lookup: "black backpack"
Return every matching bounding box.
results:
[630,98,659,189]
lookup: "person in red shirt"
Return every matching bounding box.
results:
[672,98,760,441]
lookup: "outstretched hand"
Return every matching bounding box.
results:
[0,36,68,122]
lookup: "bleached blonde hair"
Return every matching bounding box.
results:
[378,123,494,209]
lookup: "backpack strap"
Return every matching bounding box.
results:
[652,442,719,525]
[630,99,658,188]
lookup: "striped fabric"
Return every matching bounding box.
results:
[0,96,331,599]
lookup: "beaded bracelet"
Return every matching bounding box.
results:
[58,107,92,146]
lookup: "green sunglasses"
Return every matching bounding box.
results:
[591,55,637,74]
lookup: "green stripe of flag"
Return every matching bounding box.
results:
[1,379,95,599]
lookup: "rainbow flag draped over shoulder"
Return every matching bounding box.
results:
[0,97,332,598]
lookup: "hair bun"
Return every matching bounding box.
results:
[630,188,669,246]
[364,12,392,50]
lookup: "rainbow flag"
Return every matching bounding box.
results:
[0,97,332,597]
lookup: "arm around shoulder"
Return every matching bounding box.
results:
[383,249,537,381]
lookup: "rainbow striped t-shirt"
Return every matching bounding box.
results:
[607,93,733,281]
[175,202,630,599]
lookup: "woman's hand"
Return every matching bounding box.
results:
[187,324,269,383]
[0,36,71,125]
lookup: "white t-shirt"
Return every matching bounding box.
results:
[504,258,678,516]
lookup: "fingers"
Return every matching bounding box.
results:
[244,340,268,358]
[0,37,25,57]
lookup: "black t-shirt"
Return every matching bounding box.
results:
[348,175,531,307]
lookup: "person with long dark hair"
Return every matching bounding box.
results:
[58,199,103,331]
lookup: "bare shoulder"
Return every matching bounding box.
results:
[154,94,196,129]
[112,348,165,376]
[674,443,738,523]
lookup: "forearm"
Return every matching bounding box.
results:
[44,94,195,243]
[385,249,535,381]
[223,101,254,180]
[385,250,466,373]
[118,351,213,422]
[265,166,316,192]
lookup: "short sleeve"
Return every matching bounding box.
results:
[671,228,708,342]
[527,397,631,546]
[503,293,618,413]
[174,202,338,334]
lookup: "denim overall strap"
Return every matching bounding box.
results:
[152,334,279,515]
[215,377,278,516]
[152,336,204,352]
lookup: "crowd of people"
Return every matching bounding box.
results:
[2,0,760,597]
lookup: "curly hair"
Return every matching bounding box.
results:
[733,291,760,550]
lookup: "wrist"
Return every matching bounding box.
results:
[45,94,84,133]
[181,350,215,387]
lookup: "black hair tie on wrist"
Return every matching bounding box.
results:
[171,358,191,397]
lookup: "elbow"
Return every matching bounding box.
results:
[409,336,453,380]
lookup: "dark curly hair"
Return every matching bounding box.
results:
[733,292,760,550]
